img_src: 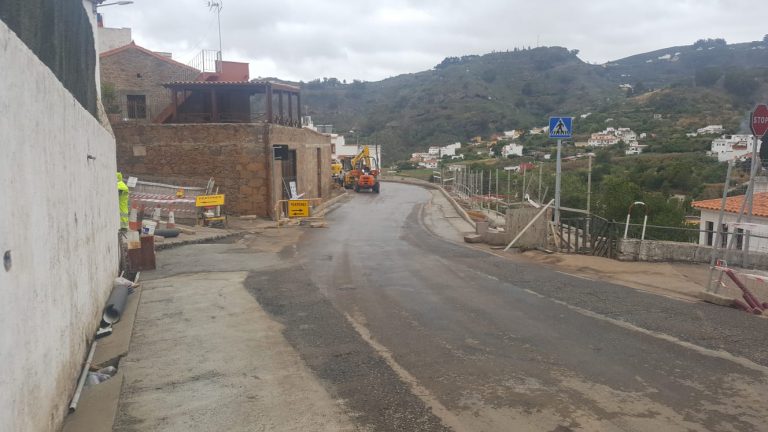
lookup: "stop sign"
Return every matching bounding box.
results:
[751,104,768,137]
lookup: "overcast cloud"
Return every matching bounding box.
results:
[101,0,767,82]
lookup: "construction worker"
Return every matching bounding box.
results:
[117,172,129,230]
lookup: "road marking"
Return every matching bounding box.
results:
[524,289,768,375]
[555,270,594,281]
[344,312,469,432]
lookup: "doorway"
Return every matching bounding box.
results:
[281,149,297,199]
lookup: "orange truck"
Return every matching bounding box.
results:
[343,146,380,193]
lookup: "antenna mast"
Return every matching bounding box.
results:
[208,1,223,63]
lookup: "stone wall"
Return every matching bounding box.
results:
[1,20,118,432]
[100,44,196,122]
[617,239,768,269]
[114,123,270,216]
[97,26,131,53]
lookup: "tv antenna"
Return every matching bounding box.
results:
[207,1,223,60]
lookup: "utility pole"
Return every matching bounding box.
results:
[555,139,562,225]
[706,160,734,293]
[507,170,511,204]
[586,155,593,246]
[208,2,224,61]
[522,165,526,201]
[538,163,543,204]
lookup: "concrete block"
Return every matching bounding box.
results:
[697,290,736,307]
[464,234,484,243]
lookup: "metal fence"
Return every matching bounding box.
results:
[436,167,542,218]
[128,177,215,221]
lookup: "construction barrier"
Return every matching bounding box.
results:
[274,198,324,227]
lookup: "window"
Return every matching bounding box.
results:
[736,228,744,250]
[706,221,714,246]
[127,95,147,119]
[721,224,728,248]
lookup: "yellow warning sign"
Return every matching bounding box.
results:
[195,194,226,207]
[288,199,310,217]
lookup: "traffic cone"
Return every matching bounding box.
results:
[128,205,139,231]
[167,211,176,229]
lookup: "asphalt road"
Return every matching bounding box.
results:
[248,183,768,432]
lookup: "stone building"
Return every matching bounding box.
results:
[115,122,332,218]
[106,49,331,218]
[100,42,200,122]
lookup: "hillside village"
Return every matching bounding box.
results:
[407,121,761,169]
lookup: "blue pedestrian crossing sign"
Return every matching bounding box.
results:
[549,117,573,139]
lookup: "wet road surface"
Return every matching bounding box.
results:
[250,183,768,431]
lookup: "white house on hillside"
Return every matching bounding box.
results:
[588,134,620,147]
[697,125,724,135]
[501,143,524,158]
[419,159,438,169]
[616,128,637,144]
[709,134,761,162]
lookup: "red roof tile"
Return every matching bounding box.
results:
[692,192,768,218]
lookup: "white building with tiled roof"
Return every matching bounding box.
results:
[692,180,768,252]
[709,135,761,162]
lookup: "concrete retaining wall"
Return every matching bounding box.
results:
[618,239,768,269]
[0,20,119,432]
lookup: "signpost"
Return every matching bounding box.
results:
[549,117,573,225]
[288,199,310,218]
[751,104,768,138]
[195,194,225,207]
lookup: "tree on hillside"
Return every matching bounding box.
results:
[764,34,768,43]
[596,175,642,221]
[694,67,722,87]
[693,38,727,49]
[724,70,759,99]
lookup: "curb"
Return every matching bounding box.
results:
[314,190,350,217]
[381,177,477,229]
[155,231,243,251]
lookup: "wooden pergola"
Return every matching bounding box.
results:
[161,80,302,125]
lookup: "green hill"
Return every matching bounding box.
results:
[298,39,768,162]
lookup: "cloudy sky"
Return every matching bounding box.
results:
[101,0,766,82]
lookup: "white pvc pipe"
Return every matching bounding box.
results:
[69,341,97,412]
[641,215,648,241]
[623,213,631,239]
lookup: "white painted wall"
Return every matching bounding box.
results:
[0,20,118,432]
[98,26,132,53]
[336,143,383,167]
[698,210,768,253]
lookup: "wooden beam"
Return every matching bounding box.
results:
[288,92,293,125]
[297,93,302,125]
[171,90,178,122]
[210,88,218,122]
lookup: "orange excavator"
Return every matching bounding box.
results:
[342,146,380,193]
